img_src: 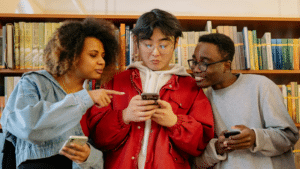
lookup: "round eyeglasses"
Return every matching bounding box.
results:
[139,41,173,55]
[188,59,229,72]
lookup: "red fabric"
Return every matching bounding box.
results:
[81,68,214,169]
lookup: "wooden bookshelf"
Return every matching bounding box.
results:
[0,13,300,127]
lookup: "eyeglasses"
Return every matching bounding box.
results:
[139,41,173,55]
[188,59,229,72]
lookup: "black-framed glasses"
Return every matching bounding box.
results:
[188,59,229,72]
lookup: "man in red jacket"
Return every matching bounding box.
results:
[81,8,214,169]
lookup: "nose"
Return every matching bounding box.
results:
[151,47,160,56]
[98,57,105,65]
[192,65,202,73]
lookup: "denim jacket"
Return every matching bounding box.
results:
[1,70,103,169]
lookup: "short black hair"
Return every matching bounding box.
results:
[131,8,183,44]
[198,33,235,62]
[44,17,119,76]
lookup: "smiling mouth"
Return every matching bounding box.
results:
[95,69,103,74]
[195,76,204,81]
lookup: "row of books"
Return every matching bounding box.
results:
[4,76,21,105]
[1,20,299,71]
[1,22,61,70]
[278,82,300,123]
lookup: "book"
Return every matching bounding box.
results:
[44,22,53,46]
[232,26,239,70]
[287,84,293,119]
[262,32,273,70]
[287,39,294,70]
[252,30,259,70]
[237,32,245,70]
[205,21,212,34]
[248,30,255,70]
[181,32,189,69]
[19,22,25,69]
[187,31,196,60]
[119,23,126,70]
[293,39,299,70]
[14,22,20,69]
[257,38,263,70]
[242,27,250,69]
[38,22,45,69]
[2,25,6,69]
[32,22,39,69]
[271,39,277,70]
[261,34,268,69]
[281,39,289,70]
[276,39,283,70]
[291,82,297,123]
[5,23,14,69]
[125,25,130,66]
[24,22,33,69]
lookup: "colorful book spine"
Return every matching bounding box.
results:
[125,25,130,66]
[232,26,240,70]
[287,39,294,70]
[119,23,126,70]
[257,38,263,70]
[281,39,288,70]
[271,39,277,69]
[276,39,283,70]
[252,30,259,70]
[6,23,14,69]
[237,32,245,70]
[248,30,255,70]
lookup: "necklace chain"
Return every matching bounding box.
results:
[61,78,82,94]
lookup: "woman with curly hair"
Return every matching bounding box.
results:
[1,17,123,169]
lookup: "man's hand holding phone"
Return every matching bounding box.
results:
[122,94,159,124]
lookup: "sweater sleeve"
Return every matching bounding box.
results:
[193,138,227,168]
[249,79,299,156]
[1,77,94,144]
[166,89,214,156]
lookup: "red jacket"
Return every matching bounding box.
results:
[81,68,214,169]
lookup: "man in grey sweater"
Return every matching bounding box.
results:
[190,33,299,169]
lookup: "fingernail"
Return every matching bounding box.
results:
[121,92,125,95]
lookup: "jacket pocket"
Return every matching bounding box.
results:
[169,143,185,164]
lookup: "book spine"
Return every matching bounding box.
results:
[14,22,20,69]
[293,39,299,70]
[6,23,14,69]
[248,30,255,70]
[119,23,126,71]
[19,22,25,69]
[242,27,250,69]
[276,39,283,70]
[271,39,277,70]
[24,22,33,69]
[32,22,39,69]
[38,22,45,69]
[252,30,259,70]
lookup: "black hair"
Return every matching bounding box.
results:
[131,8,183,45]
[198,33,235,62]
[44,17,119,76]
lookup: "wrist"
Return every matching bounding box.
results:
[122,109,130,124]
[215,140,224,155]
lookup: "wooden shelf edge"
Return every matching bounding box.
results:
[187,69,300,74]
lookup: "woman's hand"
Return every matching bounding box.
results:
[122,95,159,124]
[88,89,125,108]
[60,143,91,163]
[151,100,177,127]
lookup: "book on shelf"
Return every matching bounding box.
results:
[237,32,245,70]
[119,23,126,70]
[205,20,212,34]
[24,22,33,69]
[252,30,259,70]
[276,39,283,69]
[232,26,239,70]
[287,39,294,70]
[293,39,299,70]
[0,24,4,69]
[32,22,39,69]
[38,22,45,69]
[247,30,255,70]
[181,32,189,69]
[187,31,196,61]
[242,27,250,69]
[257,38,263,70]
[2,25,6,69]
[6,23,14,69]
[19,22,25,69]
[262,32,273,70]
[125,25,130,66]
[271,39,277,70]
[14,22,20,69]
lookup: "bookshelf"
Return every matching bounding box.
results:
[1,13,300,126]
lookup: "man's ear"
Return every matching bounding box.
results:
[224,60,232,72]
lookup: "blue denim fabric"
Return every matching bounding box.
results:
[1,70,94,168]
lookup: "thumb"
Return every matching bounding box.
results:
[231,125,246,131]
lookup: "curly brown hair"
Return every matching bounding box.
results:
[44,17,120,82]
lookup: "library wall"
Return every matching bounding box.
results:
[1,0,300,17]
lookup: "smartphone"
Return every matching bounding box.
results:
[224,131,240,138]
[60,136,88,152]
[141,93,159,100]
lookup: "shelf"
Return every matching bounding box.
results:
[0,69,40,76]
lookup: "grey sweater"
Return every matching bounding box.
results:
[193,73,299,169]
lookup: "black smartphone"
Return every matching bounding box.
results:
[141,93,159,104]
[224,131,240,138]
